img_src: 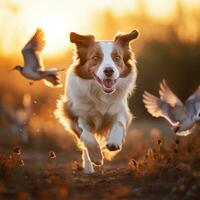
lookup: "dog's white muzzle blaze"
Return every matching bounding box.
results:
[94,42,120,94]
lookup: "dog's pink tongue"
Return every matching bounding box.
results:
[103,79,114,88]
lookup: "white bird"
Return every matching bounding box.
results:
[143,80,200,136]
[11,28,64,87]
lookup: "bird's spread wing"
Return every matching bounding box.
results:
[143,91,178,125]
[159,80,183,107]
[185,86,200,118]
[159,80,189,122]
[21,28,45,71]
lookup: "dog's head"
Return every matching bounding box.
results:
[70,30,139,94]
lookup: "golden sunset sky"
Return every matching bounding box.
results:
[0,0,199,56]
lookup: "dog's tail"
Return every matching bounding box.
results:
[55,96,70,131]
[55,96,82,148]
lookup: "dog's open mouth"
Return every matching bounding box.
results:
[93,74,117,94]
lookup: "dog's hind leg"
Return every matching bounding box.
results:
[78,118,103,168]
[82,149,94,174]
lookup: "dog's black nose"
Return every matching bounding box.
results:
[104,67,114,77]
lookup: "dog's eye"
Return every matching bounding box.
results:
[92,56,101,61]
[113,55,121,62]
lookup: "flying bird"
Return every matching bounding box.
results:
[10,28,64,87]
[143,80,200,136]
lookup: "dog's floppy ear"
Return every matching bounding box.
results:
[70,32,95,47]
[114,30,139,46]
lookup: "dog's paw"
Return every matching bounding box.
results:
[83,166,95,174]
[83,158,95,174]
[106,143,121,151]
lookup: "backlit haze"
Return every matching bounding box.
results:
[0,0,199,56]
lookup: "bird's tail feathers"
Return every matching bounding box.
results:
[44,74,62,88]
[176,130,192,136]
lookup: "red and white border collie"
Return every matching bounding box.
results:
[56,30,139,173]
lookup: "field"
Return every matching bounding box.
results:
[0,1,200,199]
[0,120,200,200]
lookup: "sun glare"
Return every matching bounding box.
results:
[38,16,72,55]
[146,0,175,19]
[0,0,200,57]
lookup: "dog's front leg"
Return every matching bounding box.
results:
[77,118,103,173]
[106,121,126,151]
[106,108,131,151]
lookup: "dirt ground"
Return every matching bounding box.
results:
[0,121,200,200]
